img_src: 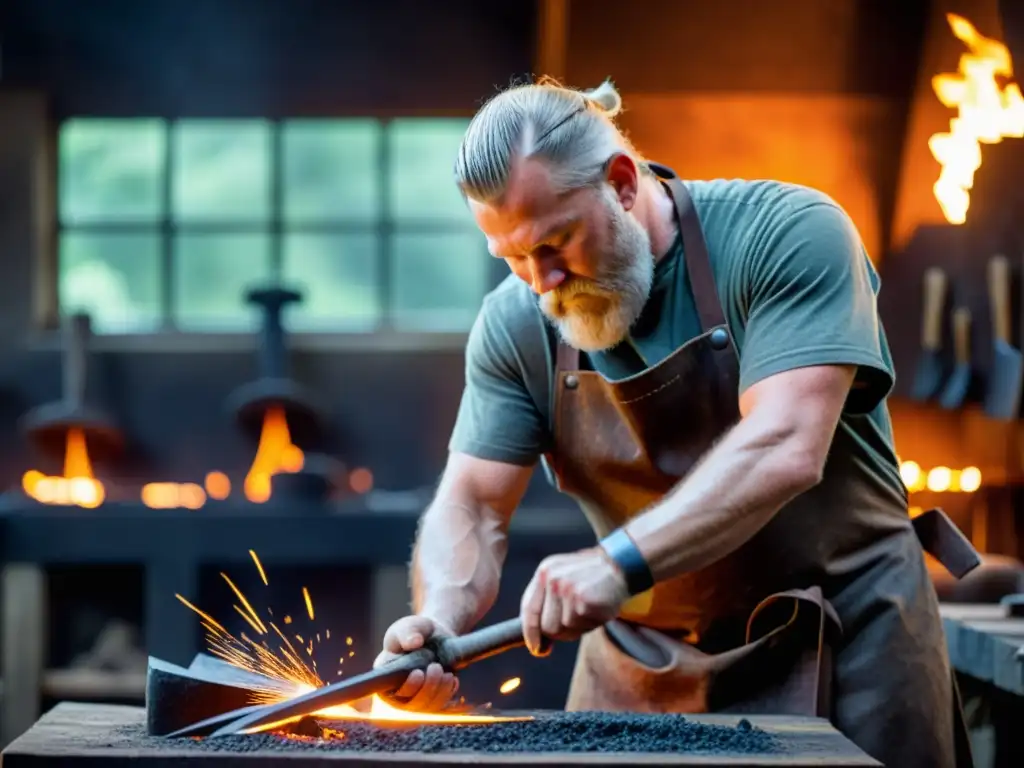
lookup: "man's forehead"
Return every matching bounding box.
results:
[503,157,563,214]
[469,159,581,249]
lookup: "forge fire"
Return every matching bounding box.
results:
[929,12,1024,224]
[171,551,526,732]
[156,554,782,756]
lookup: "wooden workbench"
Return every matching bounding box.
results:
[0,703,881,767]
[940,602,1024,767]
[940,602,1024,694]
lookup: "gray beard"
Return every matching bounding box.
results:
[539,193,654,352]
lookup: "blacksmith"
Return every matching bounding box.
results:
[374,78,967,767]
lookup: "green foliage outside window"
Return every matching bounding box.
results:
[57,117,487,334]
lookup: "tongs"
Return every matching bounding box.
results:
[166,616,547,739]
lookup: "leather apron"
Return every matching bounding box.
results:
[541,164,977,767]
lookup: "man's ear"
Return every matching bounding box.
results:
[604,153,640,211]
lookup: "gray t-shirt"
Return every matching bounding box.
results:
[448,178,906,504]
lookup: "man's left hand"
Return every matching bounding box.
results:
[520,547,630,655]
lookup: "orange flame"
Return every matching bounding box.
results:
[929,14,1024,224]
[244,407,304,503]
[22,428,105,508]
[243,691,526,735]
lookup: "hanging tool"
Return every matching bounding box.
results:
[983,255,1024,420]
[225,287,324,442]
[910,267,948,401]
[939,307,974,409]
[20,312,123,463]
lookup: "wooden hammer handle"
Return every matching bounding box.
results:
[434,618,551,670]
[922,268,948,351]
[952,307,972,365]
[989,255,1012,344]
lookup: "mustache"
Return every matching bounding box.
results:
[552,268,636,301]
[552,277,615,301]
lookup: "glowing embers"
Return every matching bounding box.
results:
[19,412,370,510]
[22,428,104,508]
[175,551,525,732]
[899,460,982,493]
[929,13,1024,224]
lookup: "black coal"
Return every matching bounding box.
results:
[139,712,783,755]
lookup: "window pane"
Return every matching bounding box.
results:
[283,234,382,331]
[172,120,271,222]
[388,119,473,222]
[282,120,382,222]
[390,232,489,331]
[58,119,165,223]
[59,233,162,332]
[173,233,272,330]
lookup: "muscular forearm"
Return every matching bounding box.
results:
[410,499,509,634]
[625,412,824,582]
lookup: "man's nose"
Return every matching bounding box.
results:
[528,259,566,295]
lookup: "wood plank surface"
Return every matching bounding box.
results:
[1,564,46,747]
[940,602,1024,696]
[0,703,880,767]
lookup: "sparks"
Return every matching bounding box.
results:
[233,605,265,636]
[220,573,268,635]
[249,550,269,585]
[176,552,531,727]
[499,678,521,694]
[175,594,228,635]
[302,587,315,621]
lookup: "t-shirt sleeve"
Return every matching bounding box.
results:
[738,198,894,414]
[447,296,548,466]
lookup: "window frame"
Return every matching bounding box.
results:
[37,115,507,353]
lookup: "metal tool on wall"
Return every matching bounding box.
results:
[983,254,1024,420]
[939,307,974,409]
[225,287,324,438]
[225,287,339,502]
[19,312,124,462]
[910,267,949,401]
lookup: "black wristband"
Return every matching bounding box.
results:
[599,528,655,596]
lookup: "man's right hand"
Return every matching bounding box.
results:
[372,615,460,712]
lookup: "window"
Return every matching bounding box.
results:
[56,117,490,334]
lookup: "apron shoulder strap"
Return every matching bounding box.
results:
[552,164,733,376]
[555,338,580,375]
[663,177,727,333]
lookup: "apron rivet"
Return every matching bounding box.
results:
[564,374,579,390]
[710,328,730,350]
